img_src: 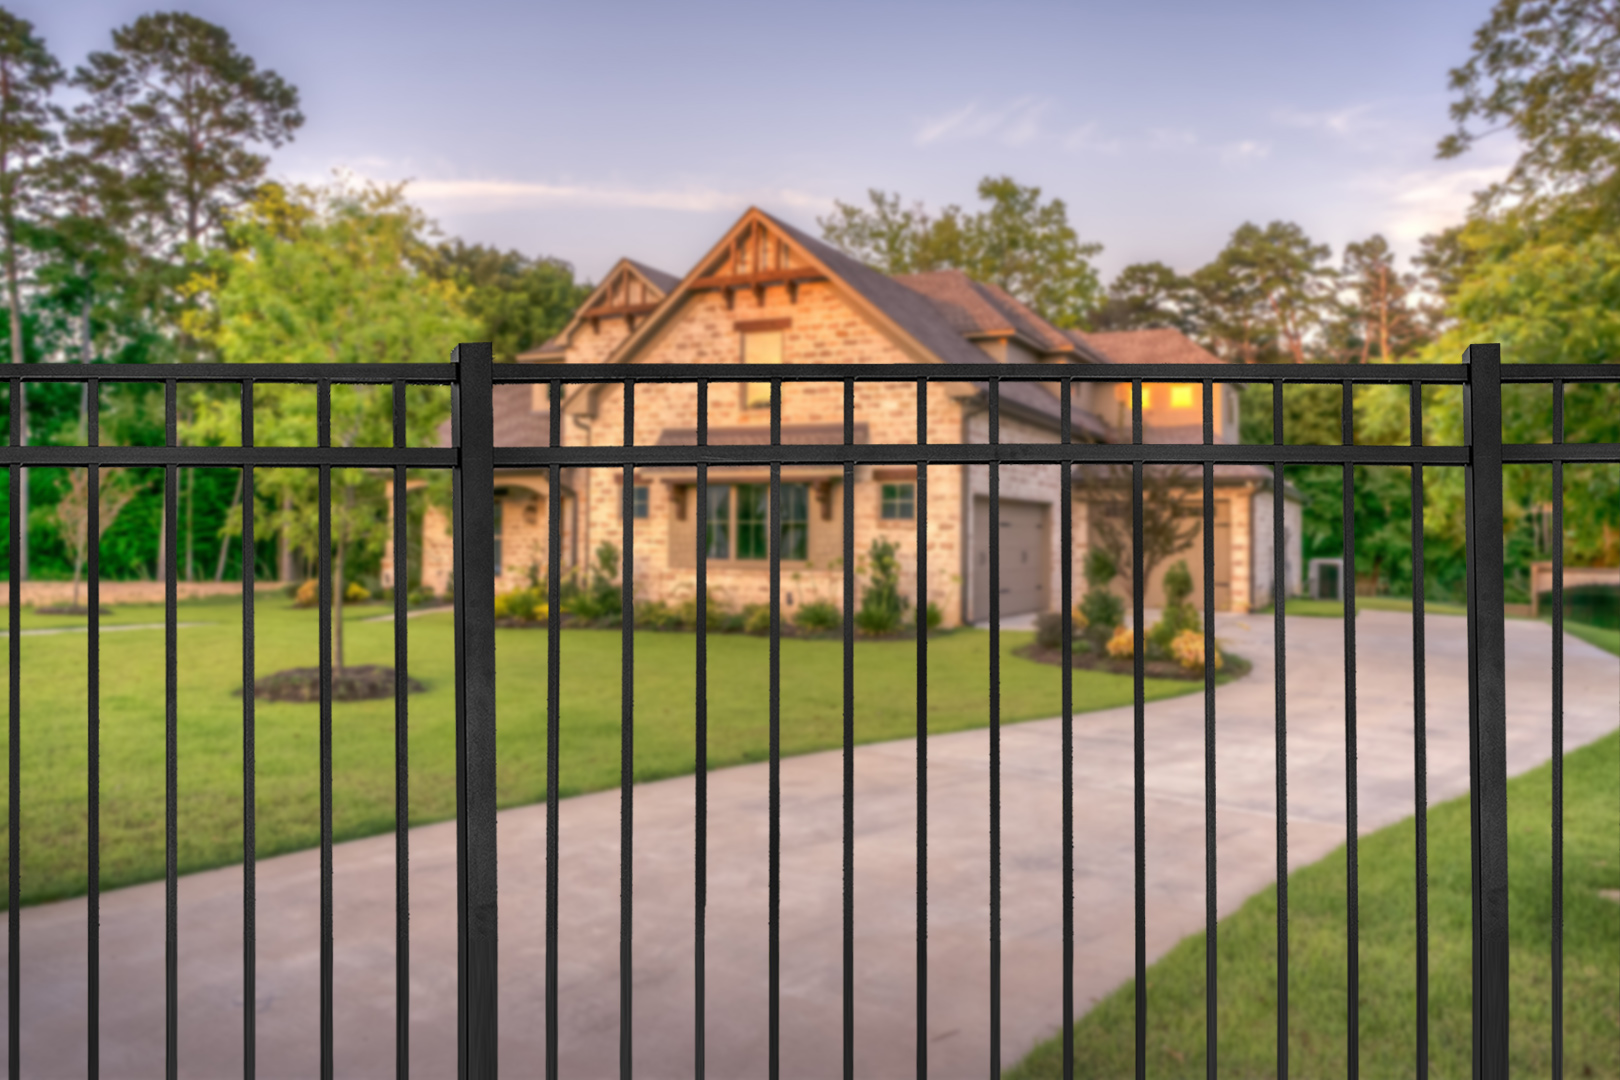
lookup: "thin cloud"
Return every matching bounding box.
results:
[914,97,1049,147]
[1363,162,1509,242]
[1273,103,1381,137]
[1220,140,1271,164]
[353,177,831,214]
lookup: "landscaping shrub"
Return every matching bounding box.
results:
[1036,608,1089,650]
[294,578,319,608]
[1169,628,1220,672]
[495,584,547,622]
[855,537,907,635]
[634,600,682,630]
[793,600,842,632]
[345,581,370,603]
[1147,560,1200,653]
[563,542,623,621]
[743,604,772,635]
[674,590,727,631]
[1079,549,1124,649]
[922,601,943,630]
[1106,625,1136,659]
[1539,583,1620,629]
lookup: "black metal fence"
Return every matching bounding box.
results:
[4,343,1618,1078]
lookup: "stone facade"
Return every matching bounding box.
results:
[390,209,1300,620]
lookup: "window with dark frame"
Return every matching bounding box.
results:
[880,482,915,520]
[705,482,810,560]
[624,484,649,519]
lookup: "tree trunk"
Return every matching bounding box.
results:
[72,554,82,610]
[184,468,194,581]
[333,485,353,672]
[1377,266,1391,361]
[279,490,294,581]
[215,471,243,581]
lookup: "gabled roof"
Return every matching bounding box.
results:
[1066,328,1225,367]
[896,270,1082,358]
[438,384,548,448]
[516,256,678,361]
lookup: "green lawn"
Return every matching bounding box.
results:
[1008,731,1620,1079]
[0,596,1196,907]
[1561,619,1620,657]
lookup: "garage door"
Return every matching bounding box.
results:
[972,497,1048,621]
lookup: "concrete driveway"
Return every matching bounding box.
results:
[4,611,1616,1078]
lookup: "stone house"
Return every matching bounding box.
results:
[384,209,1302,623]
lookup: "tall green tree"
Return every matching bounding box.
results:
[1336,234,1428,362]
[819,176,1104,327]
[66,11,302,365]
[1441,0,1620,216]
[1193,221,1335,364]
[1091,261,1195,333]
[426,240,587,363]
[0,8,60,368]
[187,180,476,670]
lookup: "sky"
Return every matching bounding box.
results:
[31,0,1518,286]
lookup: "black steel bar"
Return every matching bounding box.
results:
[6,457,14,1080]
[841,376,855,1080]
[87,459,100,1080]
[1410,382,1429,1079]
[694,381,708,1080]
[4,363,460,383]
[915,378,930,1080]
[1502,444,1620,463]
[1273,382,1289,1080]
[1202,382,1217,1080]
[1131,459,1146,1080]
[620,382,636,1080]
[1060,380,1075,1080]
[1462,343,1509,1077]
[492,443,1480,471]
[0,442,1508,469]
[317,381,331,449]
[545,378,563,1080]
[768,457,782,1080]
[768,379,782,1080]
[164,452,178,1080]
[451,343,499,1077]
[242,459,258,1080]
[391,387,409,1080]
[487,361,1485,386]
[1550,381,1565,1079]
[318,463,334,1080]
[1341,382,1360,1078]
[988,380,1001,1079]
[0,447,457,468]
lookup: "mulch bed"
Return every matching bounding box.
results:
[1015,642,1252,682]
[246,665,426,703]
[35,605,113,616]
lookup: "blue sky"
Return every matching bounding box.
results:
[33,0,1515,285]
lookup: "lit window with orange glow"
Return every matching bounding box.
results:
[1170,385,1195,409]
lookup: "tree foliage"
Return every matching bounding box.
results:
[187,179,476,665]
[819,176,1104,327]
[425,240,587,362]
[0,8,62,367]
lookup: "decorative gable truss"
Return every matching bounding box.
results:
[689,216,827,310]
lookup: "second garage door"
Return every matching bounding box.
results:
[972,497,1048,621]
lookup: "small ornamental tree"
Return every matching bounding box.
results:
[187,179,475,683]
[1148,559,1201,654]
[1078,547,1125,650]
[53,466,140,609]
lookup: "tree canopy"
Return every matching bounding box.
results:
[819,175,1104,328]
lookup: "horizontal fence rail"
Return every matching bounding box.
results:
[0,346,1615,1080]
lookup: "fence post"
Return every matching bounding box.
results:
[1462,342,1508,1078]
[453,342,499,1077]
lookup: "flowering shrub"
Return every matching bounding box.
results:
[1170,629,1222,672]
[1106,625,1136,659]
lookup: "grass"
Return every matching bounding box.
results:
[0,596,1199,907]
[1008,732,1620,1079]
[1561,619,1620,657]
